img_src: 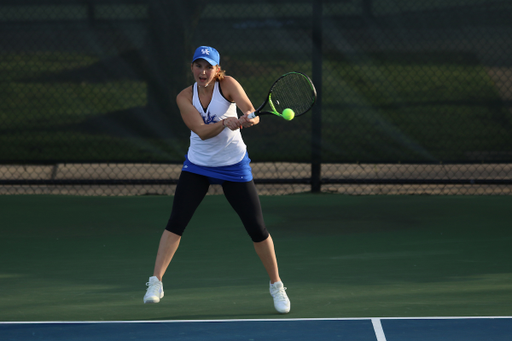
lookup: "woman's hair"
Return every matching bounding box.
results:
[215,67,226,81]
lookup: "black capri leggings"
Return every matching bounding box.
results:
[165,171,269,243]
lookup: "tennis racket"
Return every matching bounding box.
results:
[248,72,317,121]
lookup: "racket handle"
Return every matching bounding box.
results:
[248,112,256,119]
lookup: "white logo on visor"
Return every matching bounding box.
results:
[201,49,210,55]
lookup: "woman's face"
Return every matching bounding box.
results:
[191,59,219,88]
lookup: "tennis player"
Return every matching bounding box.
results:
[143,46,290,314]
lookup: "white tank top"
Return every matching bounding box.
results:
[187,81,247,167]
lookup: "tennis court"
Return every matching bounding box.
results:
[2,317,512,340]
[1,1,511,340]
[1,194,511,339]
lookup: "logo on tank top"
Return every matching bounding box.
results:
[202,110,218,125]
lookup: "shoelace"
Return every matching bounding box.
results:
[272,286,288,301]
[146,281,161,294]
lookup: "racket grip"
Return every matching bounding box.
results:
[248,112,256,119]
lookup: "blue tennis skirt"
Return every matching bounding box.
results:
[182,153,253,184]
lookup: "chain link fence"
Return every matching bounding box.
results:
[1,0,511,195]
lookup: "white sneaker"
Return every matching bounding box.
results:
[269,281,290,314]
[144,276,164,304]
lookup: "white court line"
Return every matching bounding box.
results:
[372,318,387,341]
[1,316,511,324]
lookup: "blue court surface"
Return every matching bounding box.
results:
[1,317,511,341]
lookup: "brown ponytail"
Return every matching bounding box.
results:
[215,67,226,81]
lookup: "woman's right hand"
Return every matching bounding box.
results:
[223,117,242,131]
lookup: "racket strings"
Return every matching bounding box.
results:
[270,73,316,115]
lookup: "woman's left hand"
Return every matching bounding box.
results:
[238,113,260,129]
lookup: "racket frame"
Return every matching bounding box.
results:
[248,71,317,119]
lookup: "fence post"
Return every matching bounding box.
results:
[311,0,323,193]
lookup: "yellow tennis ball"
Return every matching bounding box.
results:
[282,108,295,121]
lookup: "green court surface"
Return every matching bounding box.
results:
[1,194,511,322]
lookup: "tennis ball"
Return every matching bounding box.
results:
[282,108,295,121]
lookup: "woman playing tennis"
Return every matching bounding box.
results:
[143,46,290,314]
